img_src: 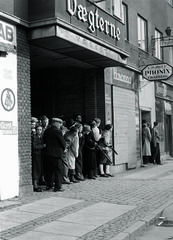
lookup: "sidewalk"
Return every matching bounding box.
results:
[1,159,173,240]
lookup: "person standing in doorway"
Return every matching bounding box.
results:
[43,118,66,192]
[142,120,151,165]
[151,121,161,165]
[32,125,45,192]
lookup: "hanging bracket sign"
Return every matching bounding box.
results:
[142,63,173,81]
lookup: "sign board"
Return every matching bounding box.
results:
[142,63,173,81]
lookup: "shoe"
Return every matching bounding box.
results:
[106,173,114,177]
[54,188,64,192]
[100,174,109,178]
[34,187,43,192]
[70,179,79,183]
[76,177,85,181]
[62,180,71,184]
[88,176,96,180]
[46,186,53,190]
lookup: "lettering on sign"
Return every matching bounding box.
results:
[0,21,15,45]
[113,68,132,84]
[67,0,120,41]
[0,121,12,130]
[142,63,173,81]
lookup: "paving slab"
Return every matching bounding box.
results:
[123,163,173,179]
[9,231,77,240]
[0,197,83,232]
[34,221,96,237]
[59,202,136,226]
[137,226,173,240]
[6,202,136,240]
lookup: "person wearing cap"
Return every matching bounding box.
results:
[98,124,114,177]
[32,125,45,192]
[39,115,50,185]
[151,121,161,164]
[43,117,66,192]
[64,125,79,183]
[31,117,38,137]
[83,123,97,180]
[41,115,49,134]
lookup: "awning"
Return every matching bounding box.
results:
[29,24,128,69]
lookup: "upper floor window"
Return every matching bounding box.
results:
[154,29,163,60]
[122,3,129,40]
[137,15,148,51]
[112,0,123,19]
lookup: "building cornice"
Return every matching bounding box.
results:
[0,10,29,27]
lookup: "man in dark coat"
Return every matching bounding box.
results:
[43,117,66,192]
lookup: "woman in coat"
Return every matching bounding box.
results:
[142,121,151,164]
[64,125,79,183]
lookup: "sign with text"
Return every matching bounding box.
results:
[142,63,173,81]
[0,49,18,200]
[0,20,16,46]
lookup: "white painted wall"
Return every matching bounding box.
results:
[0,53,19,200]
[139,76,156,124]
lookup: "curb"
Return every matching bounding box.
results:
[111,200,173,240]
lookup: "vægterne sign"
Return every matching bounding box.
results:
[67,0,121,41]
[142,63,173,81]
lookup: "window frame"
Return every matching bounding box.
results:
[137,14,148,52]
[122,2,129,41]
[154,28,163,60]
[112,0,123,20]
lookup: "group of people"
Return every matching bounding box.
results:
[31,114,114,192]
[142,120,161,165]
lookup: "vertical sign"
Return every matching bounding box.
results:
[0,21,18,200]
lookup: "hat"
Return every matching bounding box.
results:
[41,115,48,121]
[104,124,113,130]
[52,118,63,123]
[94,118,101,124]
[83,124,91,133]
[31,117,38,123]
[90,120,96,128]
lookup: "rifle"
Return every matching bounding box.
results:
[108,146,118,155]
[96,144,112,165]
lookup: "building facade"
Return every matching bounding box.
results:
[0,0,172,200]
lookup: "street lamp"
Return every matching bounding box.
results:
[165,26,171,37]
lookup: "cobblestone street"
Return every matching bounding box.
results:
[1,159,173,240]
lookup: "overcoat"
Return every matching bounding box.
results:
[142,126,151,156]
[64,132,79,170]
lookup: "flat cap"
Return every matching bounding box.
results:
[52,118,63,123]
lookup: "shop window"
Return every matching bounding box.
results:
[122,3,129,41]
[154,29,163,60]
[169,47,173,65]
[112,0,123,19]
[137,15,148,51]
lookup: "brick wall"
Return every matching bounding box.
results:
[17,26,32,195]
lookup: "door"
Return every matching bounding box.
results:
[113,86,137,168]
[165,114,172,155]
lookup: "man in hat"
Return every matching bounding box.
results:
[43,117,66,192]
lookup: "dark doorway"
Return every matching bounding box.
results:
[165,114,172,155]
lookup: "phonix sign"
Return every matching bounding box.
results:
[142,63,173,81]
[67,0,121,41]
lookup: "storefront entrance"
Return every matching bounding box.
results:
[165,114,172,155]
[31,66,105,125]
